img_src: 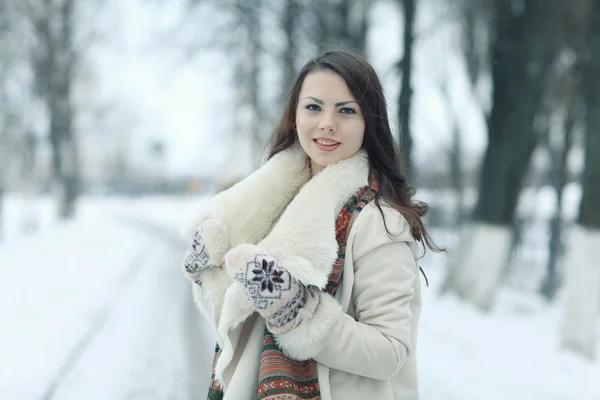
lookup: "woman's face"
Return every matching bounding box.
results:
[295,70,365,176]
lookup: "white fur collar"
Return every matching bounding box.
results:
[185,144,370,286]
[185,143,370,386]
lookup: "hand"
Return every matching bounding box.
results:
[182,218,228,285]
[225,244,308,333]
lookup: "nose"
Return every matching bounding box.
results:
[318,117,337,133]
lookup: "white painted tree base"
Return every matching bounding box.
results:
[442,223,512,311]
[560,224,600,359]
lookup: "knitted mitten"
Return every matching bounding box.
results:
[182,218,229,285]
[225,244,308,333]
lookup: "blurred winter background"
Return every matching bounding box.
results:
[1,0,599,399]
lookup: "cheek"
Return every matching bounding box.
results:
[347,120,366,142]
[359,123,366,143]
[295,114,313,137]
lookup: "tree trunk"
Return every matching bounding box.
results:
[0,145,4,237]
[312,0,370,55]
[32,0,78,218]
[245,0,264,166]
[561,0,600,358]
[351,0,369,55]
[541,96,575,300]
[438,70,464,228]
[0,0,6,240]
[281,0,299,105]
[450,123,464,228]
[461,0,484,88]
[339,0,370,54]
[19,129,41,234]
[442,0,562,310]
[0,82,7,243]
[54,0,77,218]
[222,1,264,179]
[398,0,416,176]
[49,72,78,218]
[473,4,542,225]
[577,79,600,226]
[0,186,3,240]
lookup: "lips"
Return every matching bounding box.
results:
[313,138,341,152]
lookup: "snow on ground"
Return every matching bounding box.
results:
[0,193,212,399]
[419,261,600,400]
[48,236,209,400]
[1,193,599,399]
[0,214,144,397]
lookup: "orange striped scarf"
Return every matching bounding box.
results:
[207,180,379,400]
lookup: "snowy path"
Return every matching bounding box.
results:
[0,209,215,400]
[47,227,212,400]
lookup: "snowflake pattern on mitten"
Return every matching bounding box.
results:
[182,219,228,285]
[184,227,211,276]
[228,246,307,332]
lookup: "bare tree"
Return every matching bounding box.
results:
[425,25,465,229]
[0,0,8,239]
[0,0,17,238]
[199,0,268,168]
[577,3,600,239]
[311,0,372,55]
[224,0,266,166]
[538,61,580,301]
[0,105,6,240]
[561,0,600,360]
[441,76,464,230]
[20,0,79,218]
[458,0,493,103]
[397,0,416,176]
[441,0,569,310]
[280,0,300,102]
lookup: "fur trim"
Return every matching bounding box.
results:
[214,284,256,382]
[274,291,342,361]
[259,150,369,288]
[190,268,232,344]
[181,143,309,243]
[201,218,229,266]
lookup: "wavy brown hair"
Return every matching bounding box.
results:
[267,51,443,258]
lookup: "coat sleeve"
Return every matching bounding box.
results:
[273,205,419,380]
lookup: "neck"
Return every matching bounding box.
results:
[310,161,324,177]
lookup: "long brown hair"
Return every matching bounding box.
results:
[268,51,444,257]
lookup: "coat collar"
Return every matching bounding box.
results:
[258,148,370,288]
[186,143,370,288]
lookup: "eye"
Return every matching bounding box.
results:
[339,107,356,114]
[306,104,321,111]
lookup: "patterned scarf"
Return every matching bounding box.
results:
[207,179,379,400]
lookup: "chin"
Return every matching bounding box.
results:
[312,154,341,168]
[300,142,347,170]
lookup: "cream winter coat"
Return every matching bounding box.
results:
[183,144,422,400]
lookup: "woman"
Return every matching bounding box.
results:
[182,51,441,400]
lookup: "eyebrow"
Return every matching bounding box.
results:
[302,96,358,107]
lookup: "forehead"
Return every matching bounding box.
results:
[299,70,355,100]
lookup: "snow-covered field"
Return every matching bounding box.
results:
[1,194,599,399]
